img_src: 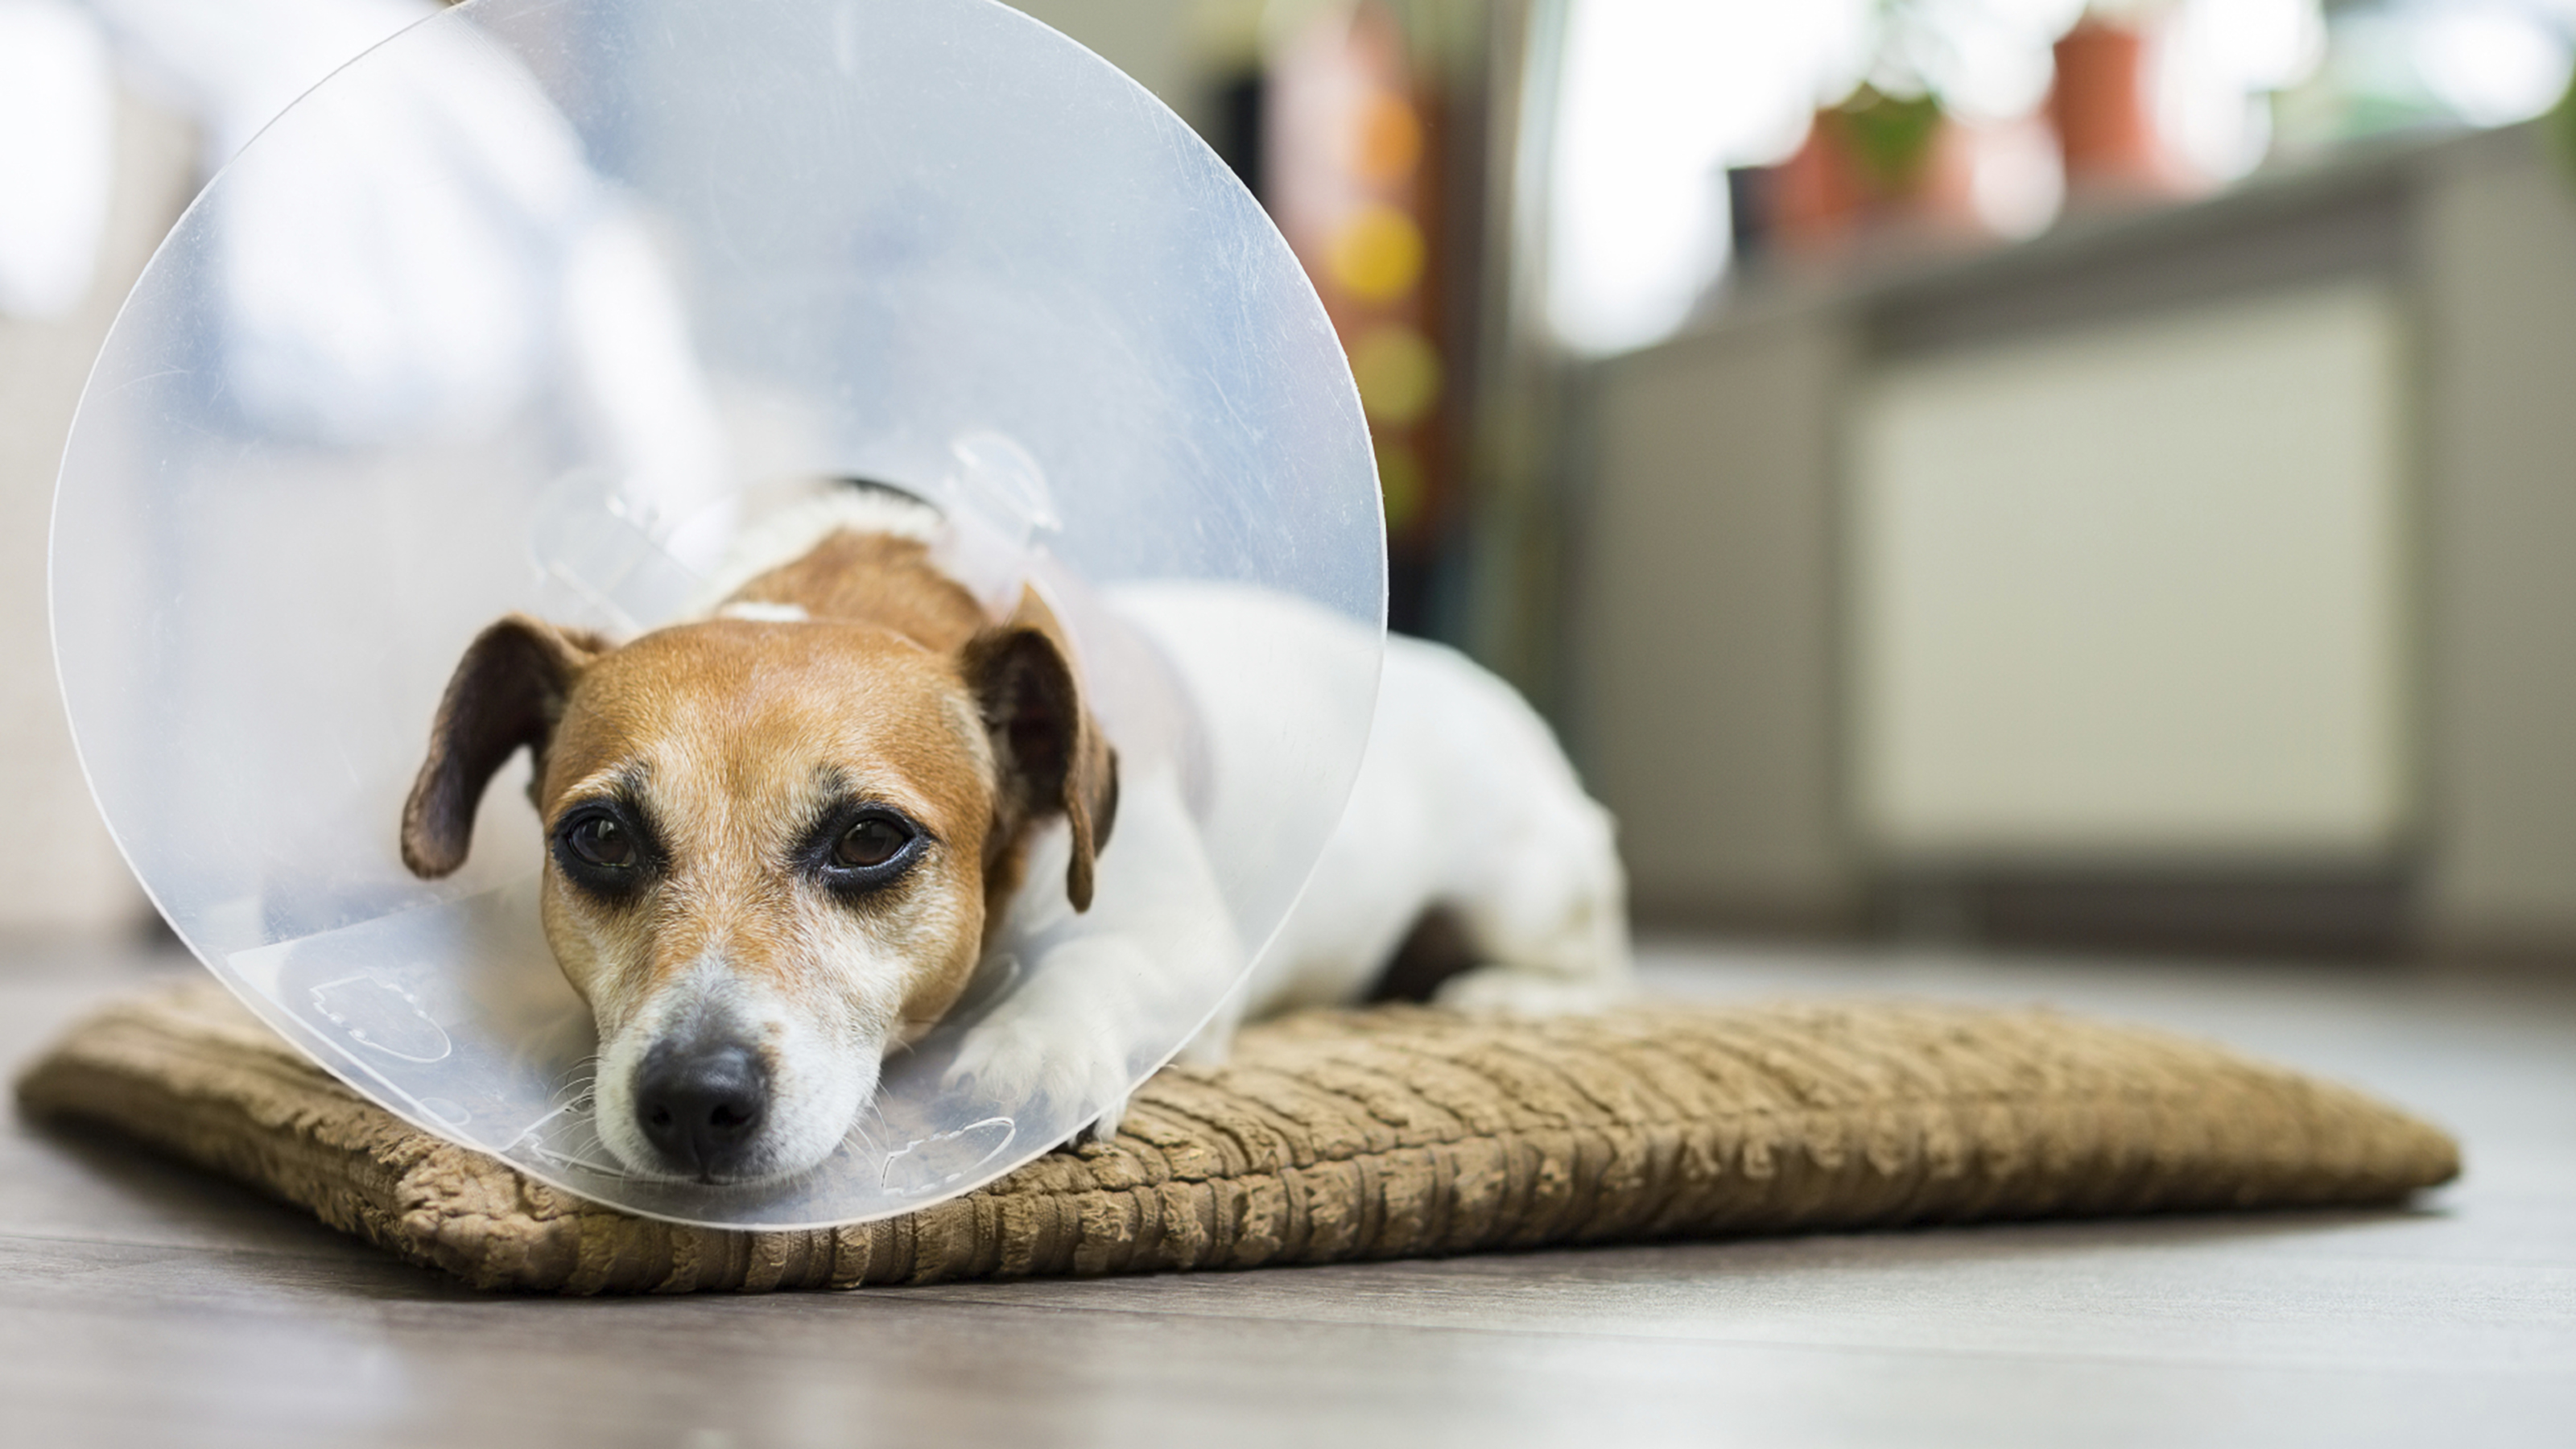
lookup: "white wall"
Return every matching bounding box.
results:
[2422,133,2576,952]
[1576,310,1857,923]
[1849,283,2413,863]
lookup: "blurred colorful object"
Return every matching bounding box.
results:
[1764,80,2064,254]
[1534,0,2576,356]
[1267,0,1447,549]
[1326,200,1427,303]
[2050,18,2169,194]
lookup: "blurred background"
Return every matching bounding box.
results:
[7,0,2576,971]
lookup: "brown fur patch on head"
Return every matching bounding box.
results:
[726,530,989,653]
[536,617,1000,1039]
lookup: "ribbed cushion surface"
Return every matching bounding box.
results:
[14,980,2458,1293]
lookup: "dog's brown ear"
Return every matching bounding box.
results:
[400,614,609,879]
[961,589,1119,911]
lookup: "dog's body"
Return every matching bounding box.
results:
[403,491,1629,1183]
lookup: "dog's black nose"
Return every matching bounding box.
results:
[634,1042,770,1179]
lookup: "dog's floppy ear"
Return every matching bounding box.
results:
[961,588,1120,911]
[401,613,609,879]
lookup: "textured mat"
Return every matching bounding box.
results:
[15,979,2458,1294]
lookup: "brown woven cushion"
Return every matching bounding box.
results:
[14,979,2457,1294]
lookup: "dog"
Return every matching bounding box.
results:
[400,487,1629,1184]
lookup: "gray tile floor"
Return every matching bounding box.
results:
[2,935,2570,1447]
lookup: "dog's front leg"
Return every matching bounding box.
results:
[943,762,1242,1147]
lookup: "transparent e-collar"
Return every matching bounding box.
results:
[52,0,1383,1228]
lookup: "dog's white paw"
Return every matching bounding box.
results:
[1078,1092,1130,1144]
[1431,964,1623,1018]
[940,993,1136,1145]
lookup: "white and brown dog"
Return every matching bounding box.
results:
[400,489,1629,1184]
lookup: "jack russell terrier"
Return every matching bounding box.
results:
[400,487,1630,1184]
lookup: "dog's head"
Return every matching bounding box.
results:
[397,591,1116,1184]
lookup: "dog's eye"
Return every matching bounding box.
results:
[565,815,637,869]
[833,816,910,869]
[551,801,658,899]
[804,805,927,895]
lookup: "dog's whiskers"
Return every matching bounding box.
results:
[851,1099,890,1155]
[547,1054,605,1112]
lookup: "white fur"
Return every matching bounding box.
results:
[715,600,809,623]
[1110,582,1633,1078]
[941,759,1244,1138]
[1257,634,1632,1016]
